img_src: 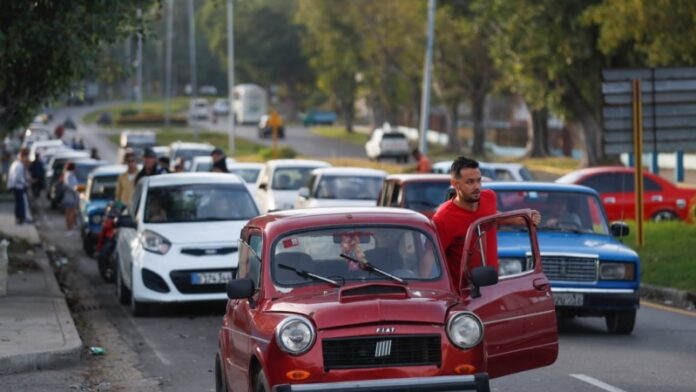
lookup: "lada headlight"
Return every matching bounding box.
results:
[141,230,171,255]
[90,214,103,225]
[498,258,524,276]
[276,316,315,355]
[447,312,484,349]
[599,262,635,280]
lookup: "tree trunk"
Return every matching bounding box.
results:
[446,101,461,153]
[526,107,550,157]
[565,93,602,166]
[471,92,486,157]
[342,99,354,133]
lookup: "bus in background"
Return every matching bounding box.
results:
[233,84,267,124]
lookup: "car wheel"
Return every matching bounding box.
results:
[215,353,227,392]
[116,259,131,305]
[254,369,270,392]
[605,309,636,334]
[652,210,680,222]
[130,287,149,317]
[98,245,116,283]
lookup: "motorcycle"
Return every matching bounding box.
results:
[95,201,125,283]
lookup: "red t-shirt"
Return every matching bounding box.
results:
[432,189,498,287]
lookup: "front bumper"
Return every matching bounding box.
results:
[273,374,490,392]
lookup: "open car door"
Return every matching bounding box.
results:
[461,209,558,378]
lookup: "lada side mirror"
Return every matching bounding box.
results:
[114,214,137,229]
[610,221,629,237]
[298,187,310,199]
[226,278,255,300]
[471,266,498,287]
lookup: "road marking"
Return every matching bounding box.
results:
[570,374,627,392]
[641,300,696,317]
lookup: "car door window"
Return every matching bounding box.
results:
[238,234,262,288]
[130,182,144,217]
[580,173,616,193]
[389,183,402,207]
[644,176,661,191]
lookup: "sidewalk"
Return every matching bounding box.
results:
[0,202,82,375]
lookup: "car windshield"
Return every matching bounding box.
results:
[174,149,213,163]
[404,182,451,212]
[272,167,318,190]
[314,175,383,200]
[144,184,259,223]
[75,164,103,184]
[272,226,441,286]
[89,175,118,200]
[230,168,260,183]
[194,162,212,172]
[496,190,609,235]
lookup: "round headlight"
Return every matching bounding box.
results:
[498,258,523,276]
[90,214,103,225]
[275,316,315,355]
[447,312,484,349]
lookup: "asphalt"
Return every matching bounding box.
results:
[0,202,82,375]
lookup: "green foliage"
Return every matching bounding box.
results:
[310,126,369,145]
[260,146,297,160]
[0,0,159,134]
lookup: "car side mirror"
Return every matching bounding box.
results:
[298,187,310,199]
[610,221,629,237]
[470,266,498,298]
[114,214,137,229]
[258,183,267,191]
[226,278,255,300]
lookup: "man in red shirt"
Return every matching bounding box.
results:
[432,156,540,288]
[412,149,432,173]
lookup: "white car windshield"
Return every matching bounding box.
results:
[314,176,383,200]
[230,168,260,183]
[144,184,258,223]
[272,167,317,190]
[272,226,441,286]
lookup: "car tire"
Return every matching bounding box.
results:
[98,244,116,283]
[215,353,228,392]
[254,369,270,392]
[130,293,149,317]
[116,259,131,305]
[605,309,636,334]
[652,210,680,222]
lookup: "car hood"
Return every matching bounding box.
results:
[143,220,247,245]
[85,199,109,214]
[266,284,458,329]
[498,231,639,260]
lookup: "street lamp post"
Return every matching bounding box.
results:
[188,0,198,141]
[418,0,436,156]
[227,0,236,156]
[136,8,143,113]
[165,0,174,127]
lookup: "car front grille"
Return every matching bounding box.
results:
[322,335,441,370]
[541,255,598,282]
[180,247,237,256]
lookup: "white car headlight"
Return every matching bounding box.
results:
[599,262,635,280]
[276,316,315,355]
[447,312,484,349]
[498,258,524,276]
[140,230,171,255]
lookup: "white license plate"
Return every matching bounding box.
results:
[191,271,233,285]
[553,292,584,307]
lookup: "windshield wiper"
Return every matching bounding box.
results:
[339,253,407,285]
[278,263,342,287]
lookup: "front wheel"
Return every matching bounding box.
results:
[605,309,636,334]
[115,258,131,305]
[215,353,227,392]
[652,210,680,222]
[254,368,270,392]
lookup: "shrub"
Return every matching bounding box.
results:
[115,114,187,126]
[260,146,297,160]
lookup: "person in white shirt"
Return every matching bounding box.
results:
[7,148,32,224]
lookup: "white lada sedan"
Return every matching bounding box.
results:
[114,173,259,316]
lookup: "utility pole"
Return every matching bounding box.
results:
[188,0,198,140]
[136,8,143,113]
[165,0,174,127]
[124,37,132,100]
[227,0,236,155]
[418,0,436,156]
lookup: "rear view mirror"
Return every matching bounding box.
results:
[471,266,498,288]
[227,278,255,299]
[610,221,629,237]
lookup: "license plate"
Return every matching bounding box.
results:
[553,292,584,307]
[191,271,233,285]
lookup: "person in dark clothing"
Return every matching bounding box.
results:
[210,147,229,173]
[135,148,167,184]
[90,147,100,160]
[158,156,171,173]
[29,153,46,198]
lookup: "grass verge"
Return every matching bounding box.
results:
[623,220,696,292]
[82,97,191,124]
[310,126,370,145]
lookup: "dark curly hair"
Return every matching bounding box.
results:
[450,156,479,178]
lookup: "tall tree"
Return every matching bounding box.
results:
[0,0,158,134]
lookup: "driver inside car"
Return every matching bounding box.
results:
[542,194,582,229]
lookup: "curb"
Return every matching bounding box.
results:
[640,283,696,311]
[0,249,83,375]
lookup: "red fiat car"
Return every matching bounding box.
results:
[215,207,558,392]
[556,166,696,222]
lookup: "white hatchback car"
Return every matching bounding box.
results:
[295,167,387,209]
[255,159,331,213]
[364,125,410,162]
[114,173,260,316]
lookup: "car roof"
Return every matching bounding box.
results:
[145,172,246,187]
[50,150,90,160]
[169,141,214,150]
[266,159,331,169]
[483,181,600,196]
[30,140,64,148]
[74,159,108,167]
[386,173,451,182]
[89,164,127,176]
[312,167,387,177]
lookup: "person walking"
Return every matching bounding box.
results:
[135,148,167,183]
[7,148,32,224]
[412,149,432,173]
[116,152,138,205]
[61,161,79,234]
[210,147,229,173]
[29,152,46,198]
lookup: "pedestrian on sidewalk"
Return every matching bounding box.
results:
[61,161,79,234]
[116,152,138,205]
[412,149,432,173]
[29,152,46,198]
[7,148,33,224]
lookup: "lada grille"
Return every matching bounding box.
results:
[540,255,598,282]
[322,334,441,370]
